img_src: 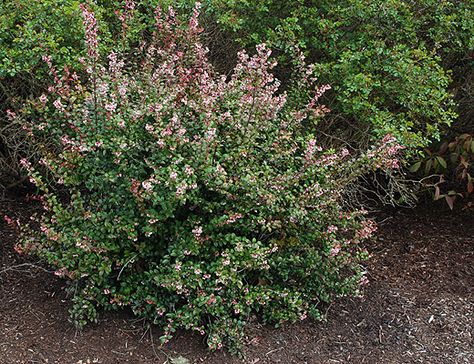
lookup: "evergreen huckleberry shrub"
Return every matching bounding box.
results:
[17,3,402,352]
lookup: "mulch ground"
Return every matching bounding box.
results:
[1,199,473,364]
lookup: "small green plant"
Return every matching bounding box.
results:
[411,133,474,209]
[16,3,402,352]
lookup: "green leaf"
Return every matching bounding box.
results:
[409,161,422,173]
[436,156,447,170]
[424,159,433,175]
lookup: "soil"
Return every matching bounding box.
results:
[1,199,473,364]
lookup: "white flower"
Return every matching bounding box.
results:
[53,98,65,111]
[142,180,153,191]
[105,102,117,112]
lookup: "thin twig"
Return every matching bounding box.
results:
[0,263,53,275]
[116,254,137,281]
[265,347,283,356]
[149,325,170,364]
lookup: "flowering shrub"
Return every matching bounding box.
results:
[17,3,402,352]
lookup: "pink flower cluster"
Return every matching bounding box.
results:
[330,244,341,256]
[188,1,202,34]
[80,4,99,61]
[6,109,16,121]
[369,134,405,169]
[224,213,243,225]
[355,219,377,240]
[3,214,19,229]
[305,139,323,161]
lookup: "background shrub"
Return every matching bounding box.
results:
[17,4,402,352]
[411,133,474,209]
[201,0,473,152]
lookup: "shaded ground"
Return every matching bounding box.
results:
[1,199,473,363]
